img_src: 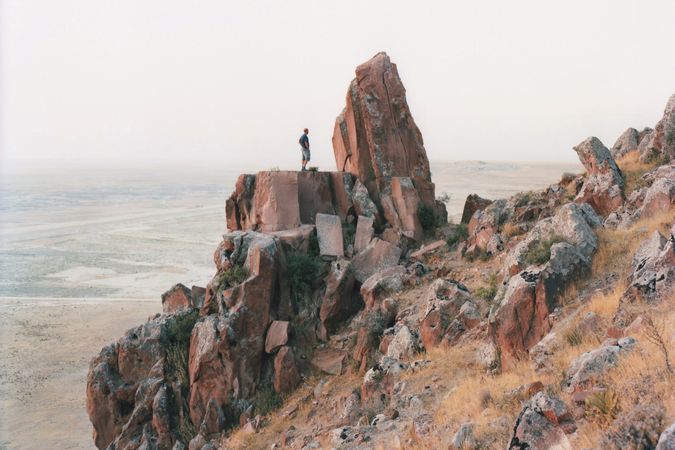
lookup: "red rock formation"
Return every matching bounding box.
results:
[574,136,624,216]
[332,52,442,240]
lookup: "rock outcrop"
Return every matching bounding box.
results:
[574,137,624,216]
[638,93,675,163]
[332,52,446,241]
[508,392,576,450]
[490,203,601,366]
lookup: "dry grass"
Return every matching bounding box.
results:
[592,209,674,277]
[616,151,656,195]
[502,222,525,238]
[586,285,624,319]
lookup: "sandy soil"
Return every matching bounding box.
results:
[0,297,160,450]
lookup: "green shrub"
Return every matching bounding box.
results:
[447,224,469,246]
[343,221,356,249]
[523,235,566,266]
[287,251,322,304]
[218,265,248,291]
[418,203,437,232]
[475,273,498,301]
[254,384,282,416]
[308,232,320,257]
[515,192,533,208]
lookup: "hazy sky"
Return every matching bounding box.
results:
[2,0,675,172]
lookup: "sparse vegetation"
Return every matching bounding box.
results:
[644,316,673,374]
[218,264,248,291]
[563,326,584,347]
[474,273,498,301]
[437,192,451,205]
[418,203,439,232]
[514,191,533,208]
[522,235,566,266]
[287,251,322,305]
[586,389,621,426]
[502,222,525,238]
[254,384,282,416]
[343,220,356,249]
[446,223,468,246]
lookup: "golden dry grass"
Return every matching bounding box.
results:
[592,208,674,277]
[616,151,657,195]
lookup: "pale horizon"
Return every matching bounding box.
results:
[2,0,675,174]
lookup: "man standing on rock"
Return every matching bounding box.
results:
[299,128,310,171]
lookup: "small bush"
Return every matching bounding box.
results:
[418,203,438,232]
[515,192,533,208]
[447,224,469,247]
[523,235,566,266]
[587,389,621,426]
[308,232,320,257]
[218,265,248,291]
[343,221,356,249]
[437,192,452,205]
[287,251,322,304]
[254,384,282,416]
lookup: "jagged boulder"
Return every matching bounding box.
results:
[657,421,675,450]
[461,194,493,225]
[188,232,288,431]
[638,93,675,163]
[361,357,407,413]
[615,227,675,326]
[565,337,636,392]
[320,259,358,334]
[86,310,199,449]
[360,265,406,309]
[600,404,665,450]
[465,199,511,256]
[331,52,439,241]
[273,346,300,394]
[574,136,624,216]
[490,203,601,366]
[611,127,640,159]
[420,279,478,349]
[162,283,193,313]
[226,171,356,232]
[508,392,575,450]
[351,238,402,283]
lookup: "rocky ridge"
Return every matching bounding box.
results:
[87,55,675,450]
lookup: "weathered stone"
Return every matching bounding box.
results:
[265,320,290,354]
[361,357,408,413]
[320,259,358,333]
[269,225,315,253]
[385,324,417,361]
[316,213,344,258]
[420,279,473,349]
[351,238,402,283]
[461,194,493,225]
[638,93,675,163]
[600,404,665,450]
[254,171,302,232]
[226,173,256,231]
[391,177,424,241]
[611,127,640,158]
[191,285,206,310]
[508,393,575,450]
[354,215,375,253]
[409,240,447,260]
[161,283,192,313]
[274,346,300,394]
[311,348,347,375]
[450,423,478,450]
[574,136,624,216]
[657,421,675,450]
[360,266,406,309]
[298,171,337,223]
[565,339,635,392]
[188,232,288,431]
